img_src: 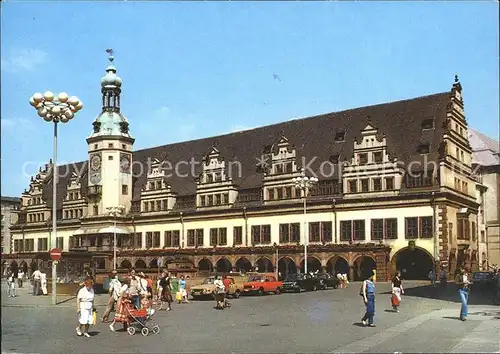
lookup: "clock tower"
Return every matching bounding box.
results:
[86,53,134,216]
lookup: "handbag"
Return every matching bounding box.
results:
[391,294,400,306]
[92,310,97,325]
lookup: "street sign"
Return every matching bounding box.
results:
[49,248,62,261]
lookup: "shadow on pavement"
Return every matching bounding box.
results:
[442,316,460,321]
[57,296,76,305]
[381,283,496,305]
[352,322,366,327]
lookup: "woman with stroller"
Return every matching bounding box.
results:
[109,278,130,332]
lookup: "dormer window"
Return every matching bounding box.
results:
[275,164,283,174]
[358,153,368,165]
[206,174,213,183]
[421,118,434,130]
[417,144,430,154]
[334,132,346,142]
[373,152,383,164]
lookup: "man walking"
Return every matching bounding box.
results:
[32,268,42,296]
[102,270,121,322]
[456,267,471,321]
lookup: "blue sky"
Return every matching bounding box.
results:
[1,1,498,197]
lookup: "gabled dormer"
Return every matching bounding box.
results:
[439,75,475,198]
[62,171,86,220]
[343,120,404,196]
[141,157,177,213]
[262,134,302,202]
[196,146,238,208]
[24,161,51,223]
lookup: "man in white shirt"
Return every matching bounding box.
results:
[102,271,121,322]
[32,268,42,296]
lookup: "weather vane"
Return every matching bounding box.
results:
[106,48,114,62]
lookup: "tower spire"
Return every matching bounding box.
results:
[101,49,122,112]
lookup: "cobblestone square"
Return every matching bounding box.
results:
[2,281,498,353]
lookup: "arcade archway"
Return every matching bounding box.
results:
[393,247,434,280]
[278,257,297,279]
[120,259,132,269]
[300,256,322,273]
[149,258,159,268]
[326,256,349,275]
[198,258,213,272]
[255,257,274,273]
[215,258,232,273]
[19,261,28,274]
[135,259,147,269]
[235,258,252,273]
[353,256,376,281]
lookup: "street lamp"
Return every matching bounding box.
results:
[30,91,83,305]
[293,168,318,274]
[107,205,125,270]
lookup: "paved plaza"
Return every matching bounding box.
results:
[1,280,499,353]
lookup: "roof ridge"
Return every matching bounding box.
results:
[134,91,449,153]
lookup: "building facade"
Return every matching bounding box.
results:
[469,129,500,268]
[4,57,485,281]
[1,196,20,254]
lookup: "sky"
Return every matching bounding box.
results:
[1,1,499,197]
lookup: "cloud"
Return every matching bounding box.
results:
[1,48,48,73]
[1,117,37,132]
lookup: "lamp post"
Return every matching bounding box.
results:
[106,205,125,270]
[293,168,318,274]
[273,242,279,280]
[30,91,83,305]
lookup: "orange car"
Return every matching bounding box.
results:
[242,274,283,295]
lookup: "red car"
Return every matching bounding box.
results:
[242,274,282,295]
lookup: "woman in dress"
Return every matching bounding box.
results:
[361,271,376,327]
[76,278,95,337]
[109,278,130,332]
[214,275,226,309]
[391,271,404,312]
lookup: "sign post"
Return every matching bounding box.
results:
[50,248,62,262]
[49,248,61,304]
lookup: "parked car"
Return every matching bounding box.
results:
[242,274,282,295]
[315,273,340,290]
[282,273,321,292]
[471,271,495,291]
[190,276,243,300]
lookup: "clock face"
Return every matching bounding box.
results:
[90,154,101,171]
[90,173,101,184]
[120,155,131,173]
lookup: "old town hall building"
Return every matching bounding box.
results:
[5,57,486,282]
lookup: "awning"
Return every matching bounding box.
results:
[73,226,132,235]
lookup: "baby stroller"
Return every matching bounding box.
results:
[123,300,160,336]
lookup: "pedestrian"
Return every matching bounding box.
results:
[158,271,172,311]
[440,268,447,286]
[32,268,42,296]
[145,274,153,300]
[128,269,141,309]
[7,271,16,297]
[360,271,376,327]
[109,278,130,332]
[102,270,121,323]
[391,271,404,312]
[456,267,471,321]
[337,273,344,288]
[179,275,189,303]
[18,270,24,288]
[214,275,226,309]
[428,268,436,287]
[41,272,48,295]
[76,278,95,338]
